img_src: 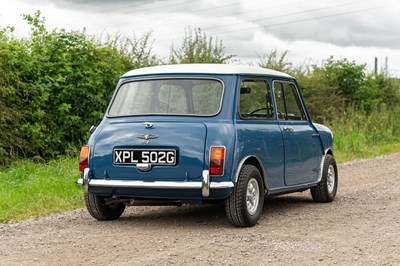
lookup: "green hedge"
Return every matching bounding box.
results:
[0,12,157,166]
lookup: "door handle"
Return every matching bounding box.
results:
[283,126,294,132]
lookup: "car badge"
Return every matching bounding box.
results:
[136,133,159,144]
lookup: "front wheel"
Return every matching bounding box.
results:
[225,165,264,227]
[311,154,338,202]
[84,192,126,221]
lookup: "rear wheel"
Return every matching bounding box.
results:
[84,192,126,221]
[225,165,264,227]
[311,154,338,202]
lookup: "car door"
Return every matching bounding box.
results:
[273,81,322,186]
[235,78,285,189]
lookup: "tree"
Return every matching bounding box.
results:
[103,31,159,69]
[257,49,293,73]
[169,27,235,64]
[324,57,366,102]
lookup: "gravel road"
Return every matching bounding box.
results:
[1,153,399,265]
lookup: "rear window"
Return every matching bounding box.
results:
[108,79,224,116]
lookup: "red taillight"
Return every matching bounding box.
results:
[210,146,225,176]
[79,145,90,172]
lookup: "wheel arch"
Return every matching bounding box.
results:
[325,148,334,156]
[316,148,335,184]
[234,156,267,191]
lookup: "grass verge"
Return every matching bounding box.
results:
[0,157,84,223]
[330,106,400,163]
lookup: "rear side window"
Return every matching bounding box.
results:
[108,79,223,116]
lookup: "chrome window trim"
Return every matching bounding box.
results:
[106,77,225,118]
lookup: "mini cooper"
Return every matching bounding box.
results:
[77,64,338,227]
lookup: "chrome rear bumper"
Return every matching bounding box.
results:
[77,169,234,197]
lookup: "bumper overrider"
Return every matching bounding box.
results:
[76,168,234,197]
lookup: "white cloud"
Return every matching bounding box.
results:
[1,0,399,75]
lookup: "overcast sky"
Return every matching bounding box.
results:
[1,0,399,75]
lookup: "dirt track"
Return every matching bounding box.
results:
[1,153,399,265]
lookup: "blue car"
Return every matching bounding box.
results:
[77,64,338,227]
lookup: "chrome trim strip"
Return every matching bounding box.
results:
[202,170,210,197]
[210,182,235,189]
[76,178,234,190]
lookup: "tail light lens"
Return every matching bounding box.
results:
[79,145,90,172]
[210,146,225,176]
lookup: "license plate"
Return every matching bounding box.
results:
[113,149,177,166]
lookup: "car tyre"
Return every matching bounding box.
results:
[225,164,264,227]
[311,154,338,202]
[84,192,126,221]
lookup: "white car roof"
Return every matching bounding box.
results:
[122,64,293,78]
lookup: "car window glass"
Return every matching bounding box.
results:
[192,82,223,114]
[158,85,188,114]
[108,79,223,116]
[273,82,286,120]
[283,83,306,121]
[239,79,273,120]
[109,81,153,114]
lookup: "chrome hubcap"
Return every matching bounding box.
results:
[246,178,260,215]
[327,165,335,194]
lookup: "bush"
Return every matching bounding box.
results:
[0,11,158,167]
